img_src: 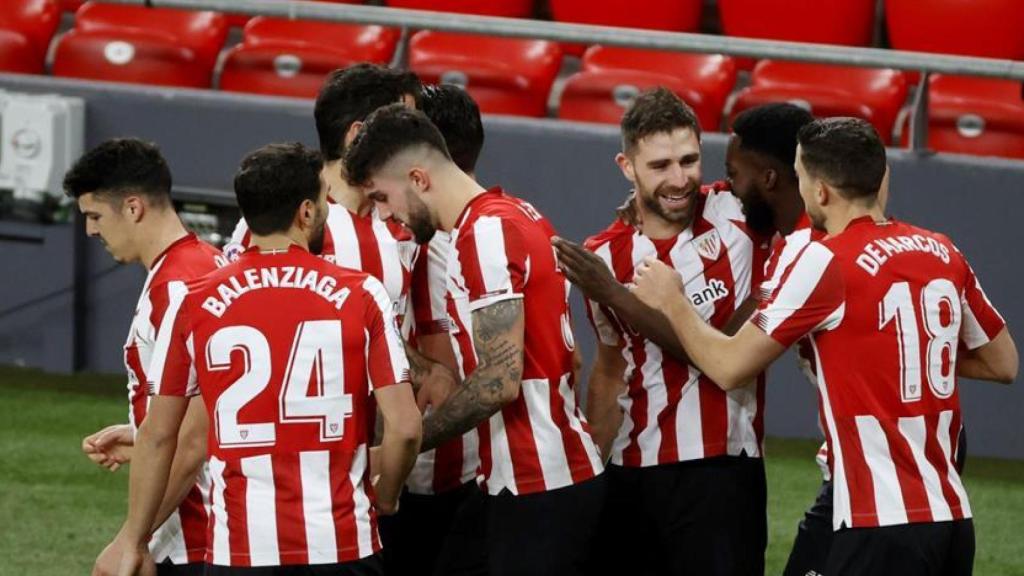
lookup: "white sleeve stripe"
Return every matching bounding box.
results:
[472,216,513,296]
[959,300,992,350]
[362,277,409,384]
[761,243,835,336]
[148,281,189,396]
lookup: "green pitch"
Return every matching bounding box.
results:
[1,365,1022,575]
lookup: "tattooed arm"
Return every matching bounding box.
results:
[420,299,525,452]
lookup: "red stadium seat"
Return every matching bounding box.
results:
[52,2,228,88]
[0,0,61,73]
[220,17,400,99]
[719,0,875,69]
[886,0,1024,60]
[559,46,736,130]
[384,0,532,18]
[918,75,1024,159]
[58,0,84,12]
[730,61,909,143]
[550,0,702,56]
[719,0,875,46]
[408,30,562,118]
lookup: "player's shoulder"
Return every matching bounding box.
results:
[584,218,634,252]
[153,234,223,285]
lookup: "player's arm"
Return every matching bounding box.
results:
[404,340,460,411]
[149,396,208,530]
[587,342,627,459]
[420,299,525,452]
[83,423,134,471]
[553,237,691,362]
[373,382,422,514]
[958,327,1018,384]
[633,258,786,390]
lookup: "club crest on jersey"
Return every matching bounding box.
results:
[694,230,721,261]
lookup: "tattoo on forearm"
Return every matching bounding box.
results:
[421,300,523,452]
[404,340,433,394]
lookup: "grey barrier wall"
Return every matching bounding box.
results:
[0,74,1021,459]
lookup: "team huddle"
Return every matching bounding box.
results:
[70,63,1018,576]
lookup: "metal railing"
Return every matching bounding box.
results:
[97,0,1024,151]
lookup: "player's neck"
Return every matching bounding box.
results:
[324,161,371,216]
[437,169,487,232]
[775,187,806,237]
[825,202,886,236]
[249,230,307,253]
[139,212,189,270]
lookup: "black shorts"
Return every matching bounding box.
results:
[783,480,834,576]
[589,456,767,576]
[378,481,487,576]
[156,561,204,576]
[826,519,975,576]
[203,554,383,576]
[486,474,606,576]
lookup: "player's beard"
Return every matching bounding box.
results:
[308,208,327,255]
[807,204,827,232]
[637,173,699,229]
[737,186,776,236]
[405,187,437,245]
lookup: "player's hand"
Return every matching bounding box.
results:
[114,542,153,576]
[93,536,124,576]
[376,496,400,516]
[615,190,641,228]
[83,424,134,472]
[631,257,685,310]
[415,364,457,413]
[552,236,625,306]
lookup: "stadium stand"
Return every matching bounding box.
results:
[0,0,61,74]
[885,0,1024,60]
[385,0,532,18]
[730,61,909,144]
[549,0,702,56]
[52,2,228,88]
[408,30,563,117]
[559,46,735,130]
[220,17,399,98]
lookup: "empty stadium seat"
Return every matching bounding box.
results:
[385,0,532,18]
[408,30,562,117]
[220,17,399,98]
[559,46,736,130]
[918,75,1024,159]
[719,0,876,46]
[550,0,702,55]
[52,2,228,88]
[58,0,84,13]
[0,0,61,73]
[730,61,908,143]
[886,0,1024,60]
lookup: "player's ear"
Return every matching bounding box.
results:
[123,195,145,223]
[344,121,364,148]
[297,198,316,228]
[616,152,636,183]
[763,168,777,191]
[816,180,831,207]
[409,167,430,194]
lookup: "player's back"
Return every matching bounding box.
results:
[814,216,995,528]
[182,245,406,566]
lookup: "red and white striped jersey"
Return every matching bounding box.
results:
[584,185,770,466]
[149,246,410,567]
[124,232,221,564]
[405,231,481,495]
[224,204,417,324]
[446,188,603,496]
[752,216,1006,529]
[759,213,834,480]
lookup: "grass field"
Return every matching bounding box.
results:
[2,364,1022,575]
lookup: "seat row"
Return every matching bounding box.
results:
[2,1,1023,159]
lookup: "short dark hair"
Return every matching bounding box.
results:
[63,138,172,205]
[344,104,451,188]
[314,63,422,162]
[797,117,887,200]
[233,143,323,235]
[420,84,484,173]
[621,87,701,153]
[732,103,814,177]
